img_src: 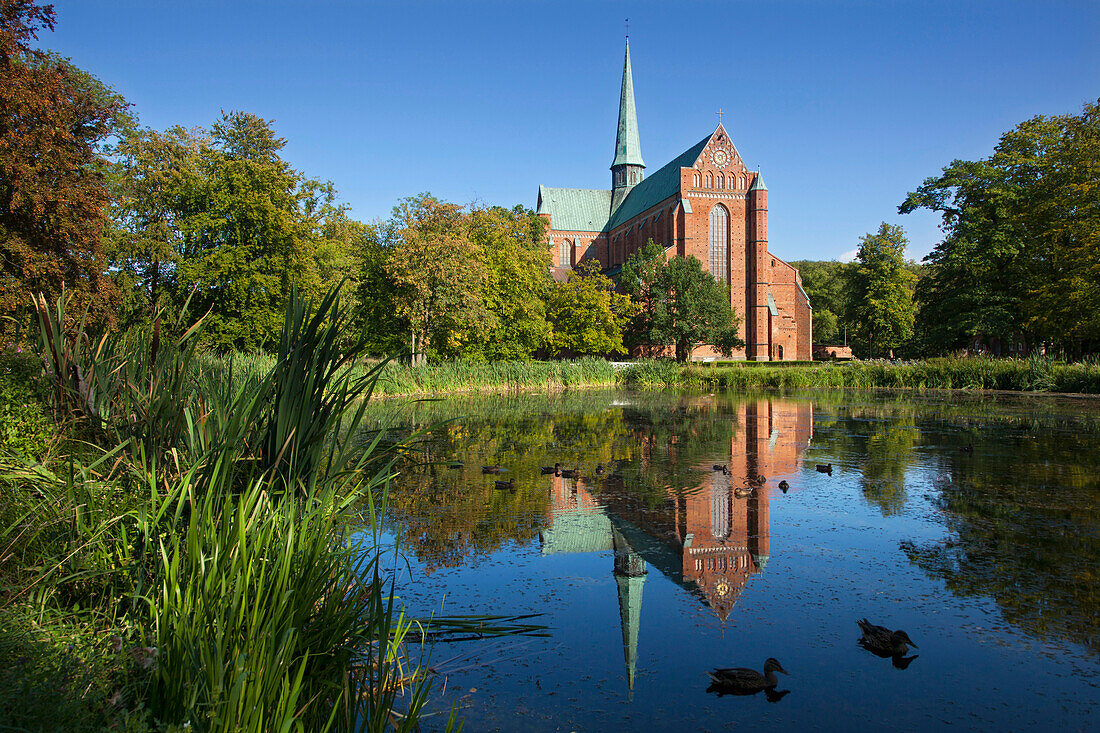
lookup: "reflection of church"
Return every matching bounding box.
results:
[539,399,813,689]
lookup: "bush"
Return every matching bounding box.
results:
[0,348,51,459]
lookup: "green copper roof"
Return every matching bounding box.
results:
[539,508,614,555]
[608,133,711,229]
[611,39,644,169]
[537,185,613,232]
[749,172,767,191]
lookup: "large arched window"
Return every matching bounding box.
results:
[705,173,713,188]
[559,239,572,268]
[717,173,725,189]
[693,172,701,187]
[710,204,729,283]
[711,476,731,540]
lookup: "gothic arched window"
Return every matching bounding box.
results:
[717,173,724,189]
[705,173,713,188]
[693,172,701,187]
[710,204,729,283]
[559,239,572,268]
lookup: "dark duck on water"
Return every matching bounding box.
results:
[857,618,918,657]
[707,658,789,695]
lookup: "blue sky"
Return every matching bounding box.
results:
[45,0,1099,262]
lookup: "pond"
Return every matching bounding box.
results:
[365,389,1100,731]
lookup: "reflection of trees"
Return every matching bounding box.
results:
[902,427,1100,654]
[805,402,920,515]
[372,392,743,571]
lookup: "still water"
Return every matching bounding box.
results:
[367,390,1099,731]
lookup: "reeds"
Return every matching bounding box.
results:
[5,287,439,730]
[648,356,1100,393]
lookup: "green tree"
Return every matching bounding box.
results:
[846,223,916,358]
[109,112,335,350]
[383,194,489,364]
[1,1,130,334]
[900,100,1100,355]
[788,260,854,344]
[467,204,552,360]
[546,261,636,356]
[622,240,743,362]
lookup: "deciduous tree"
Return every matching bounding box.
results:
[1,0,130,332]
[546,261,636,356]
[622,240,743,362]
[901,99,1100,355]
[846,223,916,358]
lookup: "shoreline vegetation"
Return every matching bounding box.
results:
[216,355,1100,398]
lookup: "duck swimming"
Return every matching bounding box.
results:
[857,618,918,656]
[540,463,560,475]
[816,463,833,474]
[707,658,789,695]
[481,465,503,474]
[778,480,790,492]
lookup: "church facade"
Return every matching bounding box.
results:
[536,40,812,361]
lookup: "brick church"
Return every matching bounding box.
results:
[536,40,812,361]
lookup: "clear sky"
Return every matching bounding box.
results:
[44,0,1100,262]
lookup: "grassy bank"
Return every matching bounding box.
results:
[619,356,1100,394]
[202,353,617,397]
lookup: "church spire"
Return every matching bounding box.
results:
[611,38,644,211]
[612,38,644,169]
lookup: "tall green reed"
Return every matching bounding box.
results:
[11,286,438,731]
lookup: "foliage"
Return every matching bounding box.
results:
[382,194,489,364]
[622,240,743,362]
[3,286,438,730]
[546,261,637,356]
[901,99,1100,355]
[0,347,51,459]
[645,356,1100,393]
[108,112,347,350]
[355,196,552,362]
[788,260,853,344]
[0,1,130,336]
[466,204,552,360]
[846,223,916,357]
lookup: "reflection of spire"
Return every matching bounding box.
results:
[612,526,646,692]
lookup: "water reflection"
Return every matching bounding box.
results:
[366,390,1100,730]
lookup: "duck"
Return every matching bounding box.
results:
[778,480,790,492]
[707,658,789,694]
[540,463,560,475]
[960,443,973,453]
[493,478,515,491]
[712,464,729,472]
[559,468,579,479]
[481,465,503,474]
[816,463,833,474]
[595,463,605,475]
[857,618,918,657]
[752,474,767,486]
[734,485,754,499]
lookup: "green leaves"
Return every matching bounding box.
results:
[621,240,743,362]
[901,99,1100,354]
[546,262,637,356]
[846,223,916,357]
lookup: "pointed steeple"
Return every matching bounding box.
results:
[612,526,647,692]
[612,38,644,169]
[610,38,645,212]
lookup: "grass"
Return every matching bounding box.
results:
[619,356,1100,393]
[2,289,441,731]
[196,353,617,397]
